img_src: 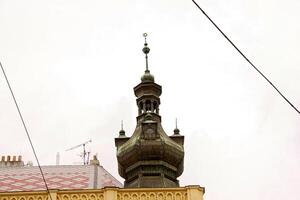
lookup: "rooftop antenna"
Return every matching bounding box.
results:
[65,139,92,165]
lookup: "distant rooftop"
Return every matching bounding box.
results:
[0,155,122,192]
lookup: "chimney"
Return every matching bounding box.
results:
[0,155,24,168]
[56,152,60,165]
[90,155,100,166]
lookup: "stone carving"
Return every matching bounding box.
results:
[117,191,187,200]
[0,186,204,200]
[141,122,157,140]
[0,195,48,200]
[57,192,104,200]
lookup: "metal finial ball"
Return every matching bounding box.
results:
[143,46,150,54]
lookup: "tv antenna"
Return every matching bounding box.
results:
[65,139,92,165]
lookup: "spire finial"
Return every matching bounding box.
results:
[119,120,125,137]
[141,33,154,82]
[174,118,180,135]
[142,33,150,72]
[143,33,147,44]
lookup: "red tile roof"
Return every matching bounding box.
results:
[0,165,122,192]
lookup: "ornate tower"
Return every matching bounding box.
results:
[115,34,184,188]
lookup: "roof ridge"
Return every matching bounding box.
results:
[98,165,122,187]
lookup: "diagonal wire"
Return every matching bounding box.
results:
[0,62,53,199]
[192,0,300,115]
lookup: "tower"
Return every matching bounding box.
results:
[115,34,185,188]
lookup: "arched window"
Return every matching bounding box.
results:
[145,100,151,112]
[139,102,144,114]
[153,101,158,113]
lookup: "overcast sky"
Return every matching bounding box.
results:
[0,0,300,199]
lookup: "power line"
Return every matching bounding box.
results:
[192,0,300,115]
[0,62,53,200]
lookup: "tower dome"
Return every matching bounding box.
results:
[141,70,154,83]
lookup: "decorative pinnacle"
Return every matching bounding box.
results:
[142,33,150,72]
[174,118,180,135]
[119,120,125,137]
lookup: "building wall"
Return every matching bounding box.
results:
[0,186,204,200]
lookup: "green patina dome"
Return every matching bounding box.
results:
[141,70,155,83]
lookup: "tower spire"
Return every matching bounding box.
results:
[142,33,150,72]
[141,33,154,83]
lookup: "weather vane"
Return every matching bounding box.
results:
[143,33,148,43]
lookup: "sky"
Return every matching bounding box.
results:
[0,0,300,199]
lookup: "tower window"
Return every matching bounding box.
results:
[139,102,144,114]
[145,100,151,112]
[153,101,157,113]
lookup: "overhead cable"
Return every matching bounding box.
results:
[0,62,53,200]
[192,0,300,114]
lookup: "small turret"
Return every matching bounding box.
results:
[173,118,180,135]
[118,120,126,137]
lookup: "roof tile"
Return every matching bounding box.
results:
[0,165,122,192]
